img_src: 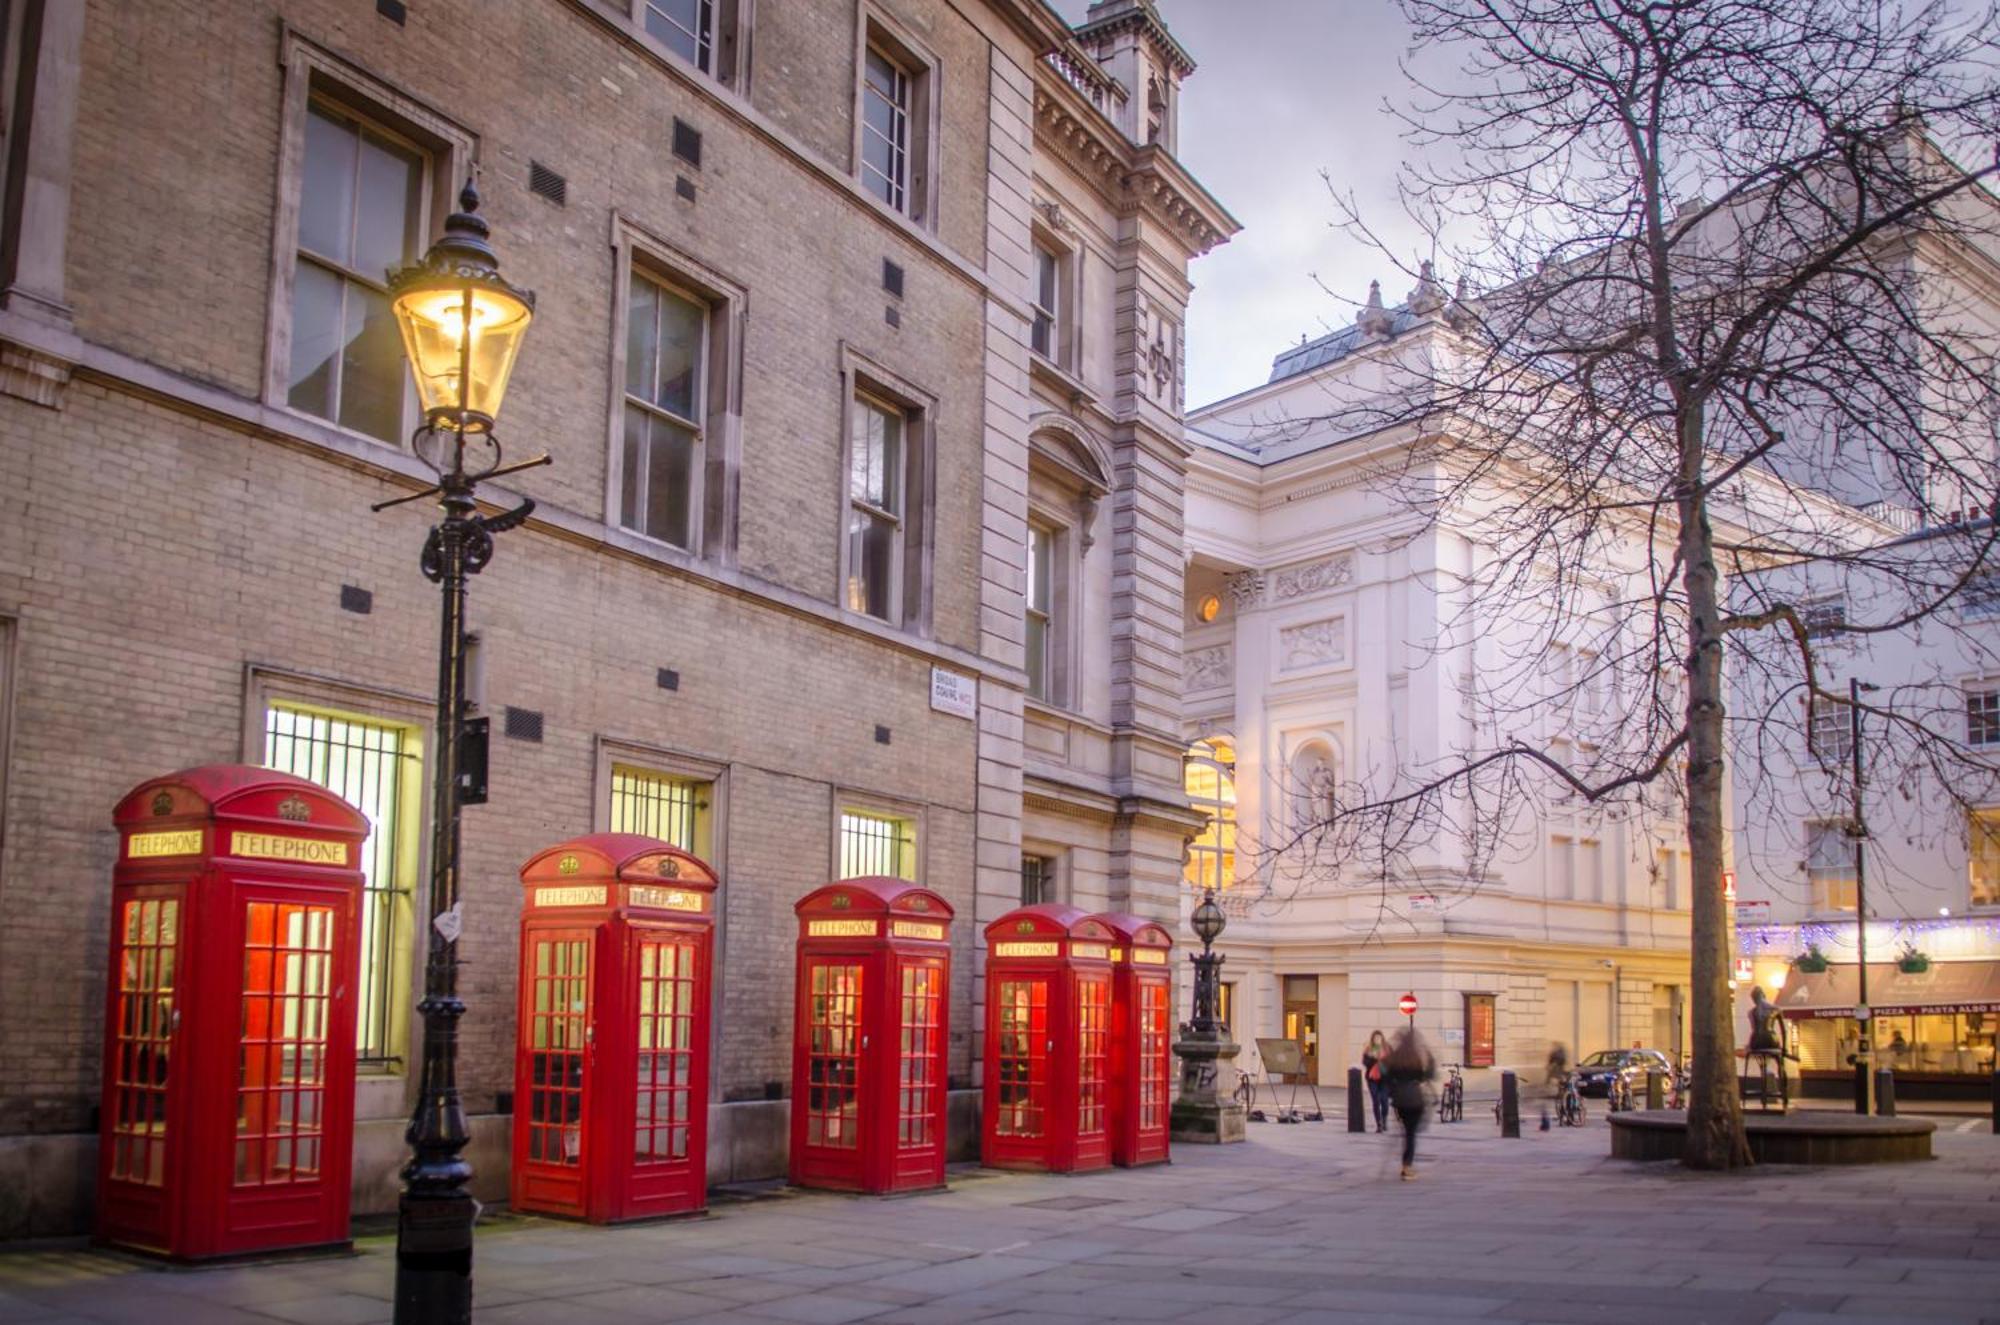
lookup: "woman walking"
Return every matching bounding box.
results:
[1382,1027,1436,1181]
[1361,1029,1391,1132]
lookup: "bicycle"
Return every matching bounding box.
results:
[1607,1072,1632,1113]
[1557,1071,1587,1127]
[1231,1051,1265,1120]
[1437,1063,1464,1123]
[1667,1054,1690,1110]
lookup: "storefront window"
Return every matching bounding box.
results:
[1183,738,1237,892]
[1968,807,2000,906]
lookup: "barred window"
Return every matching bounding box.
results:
[263,703,421,1066]
[609,764,710,856]
[1968,689,2000,748]
[839,809,916,881]
[1020,854,1054,906]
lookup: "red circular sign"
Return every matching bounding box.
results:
[1397,992,1418,1016]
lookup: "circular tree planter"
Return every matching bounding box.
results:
[1607,1109,1934,1164]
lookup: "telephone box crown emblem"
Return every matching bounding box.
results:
[907,896,930,911]
[151,790,174,816]
[655,856,682,878]
[558,854,581,875]
[1016,920,1036,933]
[830,893,852,910]
[277,795,312,823]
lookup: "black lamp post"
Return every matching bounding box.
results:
[1187,887,1227,1034]
[377,180,542,1325]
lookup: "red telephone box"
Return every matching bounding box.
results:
[789,878,954,1194]
[512,834,718,1224]
[1093,913,1175,1168]
[98,765,368,1260]
[981,904,1117,1173]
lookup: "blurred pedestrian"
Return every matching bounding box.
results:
[1540,1042,1568,1130]
[1382,1026,1436,1180]
[1362,1029,1391,1132]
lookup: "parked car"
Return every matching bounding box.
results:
[1572,1048,1674,1099]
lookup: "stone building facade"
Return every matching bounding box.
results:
[0,0,1230,1236]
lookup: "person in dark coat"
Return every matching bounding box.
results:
[1382,1027,1436,1180]
[1362,1029,1391,1132]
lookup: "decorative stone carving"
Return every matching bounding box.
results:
[1271,554,1353,599]
[1184,644,1232,691]
[1226,571,1265,608]
[1279,617,1346,670]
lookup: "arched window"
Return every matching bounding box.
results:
[1183,737,1237,891]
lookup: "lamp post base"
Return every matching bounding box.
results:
[1170,1030,1247,1144]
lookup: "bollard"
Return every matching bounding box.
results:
[1646,1070,1663,1110]
[1854,1058,1870,1115]
[1347,1066,1366,1133]
[1992,1070,1999,1135]
[1874,1068,1895,1117]
[1500,1070,1520,1138]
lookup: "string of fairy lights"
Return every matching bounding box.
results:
[1738,914,2000,958]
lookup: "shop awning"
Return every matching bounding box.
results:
[1774,961,2000,1019]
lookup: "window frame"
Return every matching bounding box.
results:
[1804,818,1859,913]
[1183,737,1237,893]
[1027,221,1083,375]
[623,0,752,91]
[606,215,746,564]
[1019,851,1060,907]
[263,36,474,447]
[1024,426,1106,712]
[1967,686,2000,749]
[1024,517,1064,704]
[834,793,924,884]
[243,668,431,1077]
[838,347,936,633]
[1808,695,1853,764]
[852,11,939,227]
[594,738,727,862]
[1969,806,2000,908]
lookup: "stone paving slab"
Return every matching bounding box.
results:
[0,1113,1993,1323]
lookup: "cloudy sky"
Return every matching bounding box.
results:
[1055,1,1435,407]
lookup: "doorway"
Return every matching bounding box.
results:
[1281,975,1318,1083]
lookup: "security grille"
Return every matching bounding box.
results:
[840,810,913,880]
[609,764,705,853]
[263,704,415,1066]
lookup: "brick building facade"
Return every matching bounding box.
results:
[0,0,1231,1235]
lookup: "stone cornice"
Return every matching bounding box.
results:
[1070,2,1197,76]
[1031,80,1238,259]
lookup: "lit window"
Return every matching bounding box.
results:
[263,703,420,1066]
[1020,854,1055,906]
[840,809,916,880]
[1026,522,1054,701]
[1809,697,1852,763]
[609,764,710,857]
[847,392,905,621]
[860,45,910,212]
[1805,820,1857,912]
[1970,809,2000,907]
[288,100,424,444]
[1968,689,2000,747]
[1031,242,1061,361]
[1183,738,1237,891]
[622,272,708,549]
[644,0,713,70]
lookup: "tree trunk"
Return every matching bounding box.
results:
[1677,401,1753,1170]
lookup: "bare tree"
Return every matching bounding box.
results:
[1262,0,2000,1169]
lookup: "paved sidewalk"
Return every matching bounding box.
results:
[1,1112,1994,1324]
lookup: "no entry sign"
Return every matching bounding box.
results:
[1397,992,1418,1017]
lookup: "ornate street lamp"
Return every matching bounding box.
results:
[377,179,543,1325]
[1187,887,1227,1034]
[1170,886,1245,1142]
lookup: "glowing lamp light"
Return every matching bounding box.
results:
[1190,888,1226,948]
[389,180,535,434]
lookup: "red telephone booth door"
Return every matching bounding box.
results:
[800,957,865,1167]
[889,955,946,1189]
[1134,978,1171,1163]
[989,974,1050,1162]
[515,927,594,1217]
[101,887,189,1246]
[624,925,705,1213]
[1073,970,1112,1170]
